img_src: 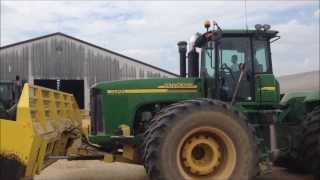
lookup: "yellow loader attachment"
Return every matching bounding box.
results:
[0,83,83,180]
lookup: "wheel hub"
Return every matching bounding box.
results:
[181,135,221,175]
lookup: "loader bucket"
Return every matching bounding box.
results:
[0,83,82,179]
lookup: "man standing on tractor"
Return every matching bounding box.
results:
[230,55,240,72]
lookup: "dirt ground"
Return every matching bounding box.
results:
[35,160,315,180]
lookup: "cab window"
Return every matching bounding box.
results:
[202,41,215,78]
[253,39,271,73]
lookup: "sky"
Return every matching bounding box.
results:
[1,1,319,76]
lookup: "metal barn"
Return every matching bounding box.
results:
[0,32,176,109]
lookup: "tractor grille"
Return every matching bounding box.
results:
[90,88,104,135]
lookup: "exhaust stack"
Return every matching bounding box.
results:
[187,49,199,77]
[177,41,187,77]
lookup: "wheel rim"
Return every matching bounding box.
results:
[177,127,237,179]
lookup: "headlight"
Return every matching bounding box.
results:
[255,24,263,31]
[263,24,271,31]
[204,20,211,29]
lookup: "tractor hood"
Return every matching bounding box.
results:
[89,78,203,144]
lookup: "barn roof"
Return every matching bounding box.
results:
[0,32,177,76]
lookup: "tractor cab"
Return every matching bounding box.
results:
[179,21,280,105]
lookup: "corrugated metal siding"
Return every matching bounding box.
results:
[0,46,29,80]
[0,34,174,84]
[0,34,176,109]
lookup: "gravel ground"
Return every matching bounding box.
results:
[35,160,315,180]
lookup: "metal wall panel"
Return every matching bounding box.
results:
[0,33,176,109]
[0,46,29,80]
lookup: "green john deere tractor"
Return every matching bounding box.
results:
[89,21,320,179]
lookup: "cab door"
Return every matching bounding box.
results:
[252,38,280,104]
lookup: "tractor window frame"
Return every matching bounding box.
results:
[201,41,216,78]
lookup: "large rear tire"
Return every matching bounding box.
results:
[143,99,258,180]
[298,106,320,177]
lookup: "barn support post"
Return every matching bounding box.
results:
[28,47,33,84]
[84,77,89,110]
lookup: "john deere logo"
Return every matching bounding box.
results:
[158,83,197,89]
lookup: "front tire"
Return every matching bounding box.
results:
[143,99,258,180]
[0,155,25,180]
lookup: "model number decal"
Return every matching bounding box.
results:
[107,89,197,94]
[158,83,197,89]
[260,86,276,91]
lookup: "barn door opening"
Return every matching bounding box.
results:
[34,79,57,90]
[34,79,84,109]
[60,80,84,109]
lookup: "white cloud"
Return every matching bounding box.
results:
[1,1,319,76]
[271,19,319,75]
[126,19,146,26]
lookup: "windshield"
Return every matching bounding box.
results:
[219,37,252,72]
[0,83,15,113]
[0,83,13,102]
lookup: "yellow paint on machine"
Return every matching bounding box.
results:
[107,88,198,94]
[261,86,276,91]
[0,84,83,179]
